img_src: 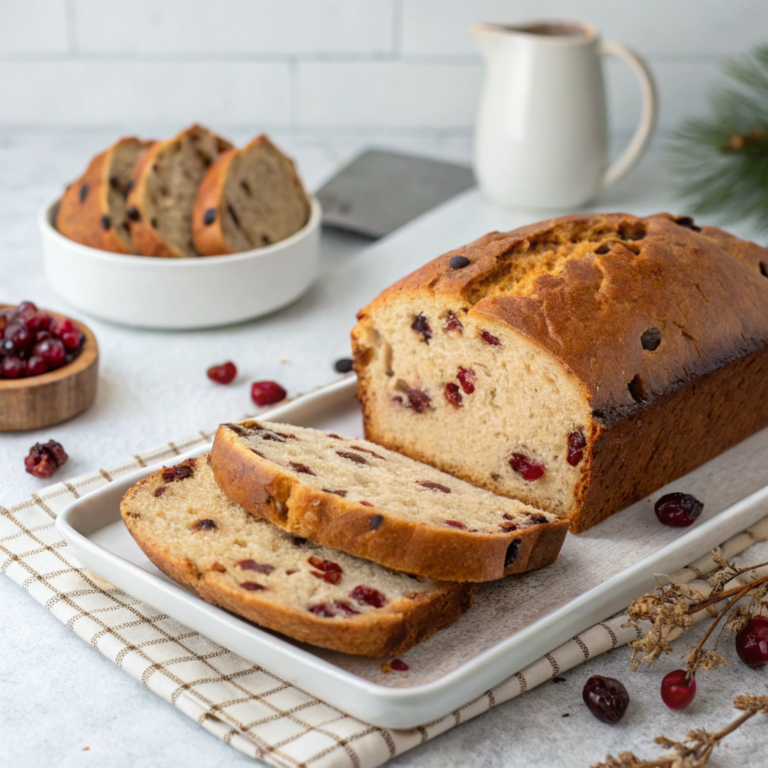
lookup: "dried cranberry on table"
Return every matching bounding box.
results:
[251,380,287,407]
[660,669,696,709]
[0,302,85,380]
[24,440,68,479]
[654,492,703,527]
[390,658,409,671]
[207,361,237,384]
[735,616,768,667]
[582,675,630,724]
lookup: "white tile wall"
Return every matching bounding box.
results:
[0,0,760,133]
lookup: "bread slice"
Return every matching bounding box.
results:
[121,455,471,657]
[210,421,569,582]
[351,213,768,533]
[56,137,153,253]
[192,135,311,255]
[126,124,233,258]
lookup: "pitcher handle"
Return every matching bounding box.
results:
[599,42,658,188]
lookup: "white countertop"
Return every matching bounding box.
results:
[1,130,765,767]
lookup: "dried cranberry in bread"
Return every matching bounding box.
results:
[126,124,233,258]
[351,213,768,534]
[121,456,470,657]
[210,421,568,582]
[56,137,153,253]
[192,135,310,255]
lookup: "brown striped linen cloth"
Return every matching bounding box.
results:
[2,428,768,768]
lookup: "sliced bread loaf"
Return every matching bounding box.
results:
[126,124,233,257]
[210,421,569,582]
[56,137,153,253]
[192,135,310,255]
[121,455,470,657]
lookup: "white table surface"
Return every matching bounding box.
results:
[1,130,766,767]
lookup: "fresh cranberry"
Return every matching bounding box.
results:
[411,314,432,343]
[457,367,476,394]
[654,493,703,527]
[2,356,25,379]
[509,453,545,481]
[51,317,76,337]
[736,617,768,666]
[444,382,462,407]
[25,313,53,333]
[24,440,68,479]
[406,387,431,412]
[33,338,66,369]
[582,675,630,724]
[207,361,237,384]
[61,330,83,351]
[567,431,587,466]
[251,380,287,407]
[390,658,409,671]
[480,330,501,346]
[350,585,388,608]
[660,670,696,709]
[13,301,37,322]
[4,322,33,351]
[26,356,47,377]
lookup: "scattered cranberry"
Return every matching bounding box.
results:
[390,658,409,671]
[735,617,768,666]
[444,382,462,407]
[567,431,587,466]
[24,440,68,479]
[582,675,630,724]
[509,453,545,481]
[457,367,476,394]
[2,356,25,379]
[350,585,388,608]
[207,361,237,384]
[251,380,287,407]
[660,669,696,709]
[654,493,703,527]
[480,330,501,346]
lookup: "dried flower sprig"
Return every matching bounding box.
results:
[625,548,768,676]
[592,694,768,768]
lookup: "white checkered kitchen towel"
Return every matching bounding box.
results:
[3,427,768,768]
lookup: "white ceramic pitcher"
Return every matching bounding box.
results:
[470,20,657,208]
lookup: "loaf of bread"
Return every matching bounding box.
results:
[192,135,310,255]
[210,420,568,582]
[351,213,768,533]
[121,455,471,657]
[126,124,232,257]
[56,137,153,253]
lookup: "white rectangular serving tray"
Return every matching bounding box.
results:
[57,376,768,728]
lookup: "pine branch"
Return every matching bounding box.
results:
[667,43,768,234]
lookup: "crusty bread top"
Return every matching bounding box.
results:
[355,213,768,424]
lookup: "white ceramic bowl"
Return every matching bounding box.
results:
[39,196,321,330]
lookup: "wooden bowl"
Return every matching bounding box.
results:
[0,305,99,431]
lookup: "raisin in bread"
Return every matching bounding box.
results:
[210,421,568,582]
[192,135,310,255]
[351,213,768,534]
[121,456,470,657]
[56,137,153,253]
[126,124,233,258]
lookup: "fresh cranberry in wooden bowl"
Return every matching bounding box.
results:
[0,303,98,431]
